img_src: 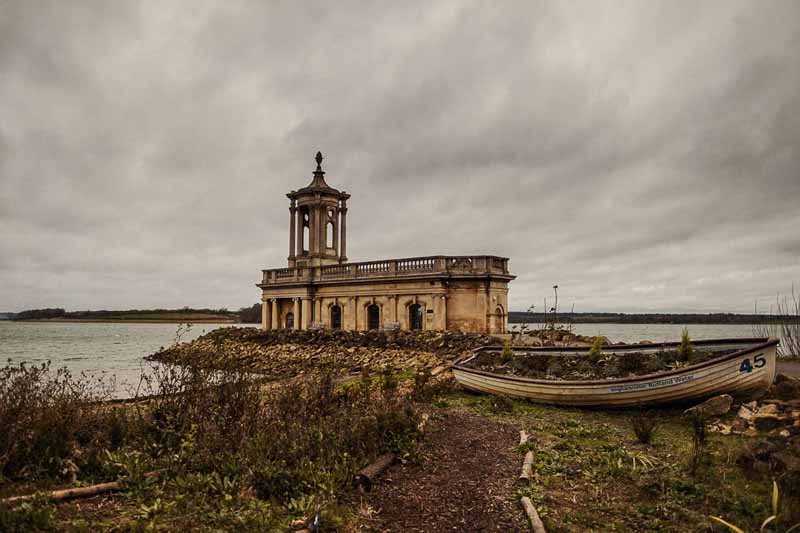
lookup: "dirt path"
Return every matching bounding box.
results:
[358,410,527,532]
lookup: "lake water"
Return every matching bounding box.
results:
[0,321,249,398]
[509,323,766,344]
[0,321,770,398]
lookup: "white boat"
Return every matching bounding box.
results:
[452,338,779,407]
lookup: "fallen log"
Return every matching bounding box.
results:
[354,453,395,492]
[1,470,162,507]
[2,481,122,507]
[520,496,546,533]
[519,451,534,481]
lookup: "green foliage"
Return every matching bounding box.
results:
[444,389,782,532]
[678,326,694,362]
[588,336,604,363]
[630,412,658,444]
[0,353,426,530]
[710,481,800,533]
[488,394,515,414]
[500,342,514,364]
[0,361,111,479]
[0,494,56,532]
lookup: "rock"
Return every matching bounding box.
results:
[737,404,756,421]
[757,403,780,415]
[684,394,734,419]
[754,414,790,431]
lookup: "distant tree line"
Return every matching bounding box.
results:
[10,307,239,321]
[238,303,262,324]
[11,308,68,320]
[508,311,800,325]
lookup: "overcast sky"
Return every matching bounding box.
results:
[1,1,799,314]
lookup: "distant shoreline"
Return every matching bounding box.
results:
[508,311,799,325]
[12,318,239,324]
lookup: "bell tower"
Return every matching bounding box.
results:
[287,152,350,268]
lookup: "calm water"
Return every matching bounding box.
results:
[0,321,769,398]
[0,321,251,398]
[509,323,765,343]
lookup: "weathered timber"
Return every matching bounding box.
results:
[1,471,162,507]
[520,451,534,481]
[520,496,547,533]
[354,453,396,492]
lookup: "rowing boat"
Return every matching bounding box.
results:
[452,338,779,407]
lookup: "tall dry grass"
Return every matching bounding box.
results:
[754,285,800,357]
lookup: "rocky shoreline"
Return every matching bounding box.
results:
[148,328,505,377]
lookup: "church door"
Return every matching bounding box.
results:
[330,305,342,329]
[409,304,423,331]
[285,312,294,330]
[367,304,380,330]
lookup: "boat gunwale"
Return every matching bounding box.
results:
[453,337,778,387]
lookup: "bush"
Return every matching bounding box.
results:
[0,362,109,479]
[677,326,694,362]
[588,337,604,363]
[499,342,513,364]
[630,412,658,444]
[0,494,56,532]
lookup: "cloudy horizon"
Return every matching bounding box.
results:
[1,1,799,314]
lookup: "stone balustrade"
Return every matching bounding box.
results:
[260,255,510,285]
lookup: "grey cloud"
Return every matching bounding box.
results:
[1,0,799,313]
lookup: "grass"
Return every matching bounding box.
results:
[441,391,795,532]
[0,360,429,531]
[3,346,796,531]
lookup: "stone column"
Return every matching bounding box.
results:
[293,298,300,330]
[296,209,304,255]
[387,295,396,322]
[271,299,278,330]
[289,201,296,260]
[262,300,270,330]
[339,203,347,262]
[440,295,448,331]
[315,298,322,326]
[317,206,328,251]
[301,298,311,330]
[332,209,339,256]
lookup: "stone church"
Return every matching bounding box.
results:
[258,152,514,333]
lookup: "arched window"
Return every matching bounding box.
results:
[330,305,342,330]
[367,304,380,330]
[326,221,334,249]
[495,306,505,333]
[285,312,294,330]
[409,304,423,331]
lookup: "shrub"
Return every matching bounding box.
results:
[588,337,604,363]
[677,326,694,362]
[0,493,56,532]
[499,342,513,364]
[488,395,515,414]
[630,412,658,444]
[0,362,108,479]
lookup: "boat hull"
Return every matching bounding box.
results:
[452,338,778,407]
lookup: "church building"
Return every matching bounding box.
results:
[257,152,515,333]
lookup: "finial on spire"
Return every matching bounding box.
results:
[315,151,323,172]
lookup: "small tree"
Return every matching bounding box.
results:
[588,336,604,363]
[500,342,514,364]
[678,326,694,362]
